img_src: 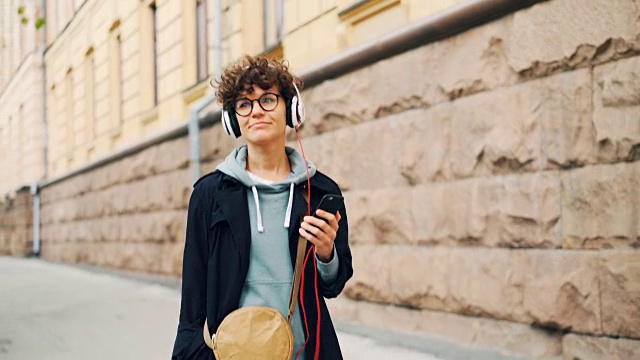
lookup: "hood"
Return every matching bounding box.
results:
[217,145,316,187]
[216,145,317,232]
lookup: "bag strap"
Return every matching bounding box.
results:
[287,189,309,323]
[288,229,307,323]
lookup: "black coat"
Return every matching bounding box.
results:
[171,170,353,359]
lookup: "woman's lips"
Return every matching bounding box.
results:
[249,121,270,128]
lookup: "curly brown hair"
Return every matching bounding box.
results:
[215,55,303,112]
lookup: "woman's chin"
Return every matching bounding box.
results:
[245,131,285,145]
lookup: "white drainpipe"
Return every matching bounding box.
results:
[30,183,41,256]
[32,0,48,257]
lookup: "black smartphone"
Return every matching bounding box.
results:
[313,194,344,221]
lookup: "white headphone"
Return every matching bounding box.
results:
[221,82,305,138]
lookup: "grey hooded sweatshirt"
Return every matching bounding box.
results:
[217,145,339,359]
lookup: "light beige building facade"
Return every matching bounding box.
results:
[4,0,467,194]
[33,0,465,182]
[1,0,639,358]
[0,0,46,197]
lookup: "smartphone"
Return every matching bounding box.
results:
[313,194,344,221]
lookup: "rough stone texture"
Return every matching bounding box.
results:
[302,0,640,137]
[346,246,605,335]
[200,125,239,163]
[346,188,415,245]
[505,0,638,73]
[537,69,597,169]
[348,245,640,339]
[425,20,520,101]
[561,162,640,249]
[306,68,599,192]
[599,251,640,338]
[42,241,184,275]
[521,251,601,334]
[449,85,539,178]
[40,136,192,276]
[307,68,598,187]
[398,106,451,184]
[299,112,411,191]
[344,245,395,303]
[450,68,597,176]
[562,333,640,360]
[593,56,640,162]
[328,297,563,359]
[347,171,561,248]
[0,188,33,256]
[302,19,521,135]
[331,117,407,190]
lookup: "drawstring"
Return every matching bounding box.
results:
[284,183,295,228]
[251,182,296,231]
[251,186,264,233]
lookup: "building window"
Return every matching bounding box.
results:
[19,10,26,61]
[139,1,158,109]
[49,84,59,166]
[338,0,406,46]
[7,117,12,174]
[196,0,208,82]
[263,0,283,50]
[55,0,64,32]
[84,47,95,141]
[151,2,159,105]
[65,68,74,153]
[18,104,24,182]
[108,21,122,128]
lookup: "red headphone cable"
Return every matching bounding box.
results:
[295,126,321,360]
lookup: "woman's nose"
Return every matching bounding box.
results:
[250,100,265,116]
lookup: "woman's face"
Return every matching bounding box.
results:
[235,85,288,145]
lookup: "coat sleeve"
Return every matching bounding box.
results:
[318,188,353,298]
[172,185,211,359]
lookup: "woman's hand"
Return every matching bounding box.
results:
[299,210,341,262]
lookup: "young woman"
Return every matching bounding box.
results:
[172,55,353,360]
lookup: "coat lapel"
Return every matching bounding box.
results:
[215,185,251,271]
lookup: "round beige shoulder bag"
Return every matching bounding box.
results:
[203,235,307,360]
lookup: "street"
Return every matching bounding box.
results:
[0,257,440,360]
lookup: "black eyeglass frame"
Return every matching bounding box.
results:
[233,92,282,117]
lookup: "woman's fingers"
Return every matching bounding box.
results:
[299,212,340,262]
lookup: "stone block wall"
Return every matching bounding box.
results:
[300,0,640,357]
[39,137,195,275]
[0,187,33,256]
[37,0,639,357]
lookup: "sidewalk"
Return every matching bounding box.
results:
[0,256,440,360]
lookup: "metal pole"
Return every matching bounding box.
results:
[187,0,223,184]
[30,183,40,256]
[30,0,49,257]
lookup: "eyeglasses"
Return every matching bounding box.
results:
[233,92,281,116]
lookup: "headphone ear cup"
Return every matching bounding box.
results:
[290,82,305,128]
[221,111,232,137]
[295,96,304,127]
[221,110,242,138]
[287,96,297,128]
